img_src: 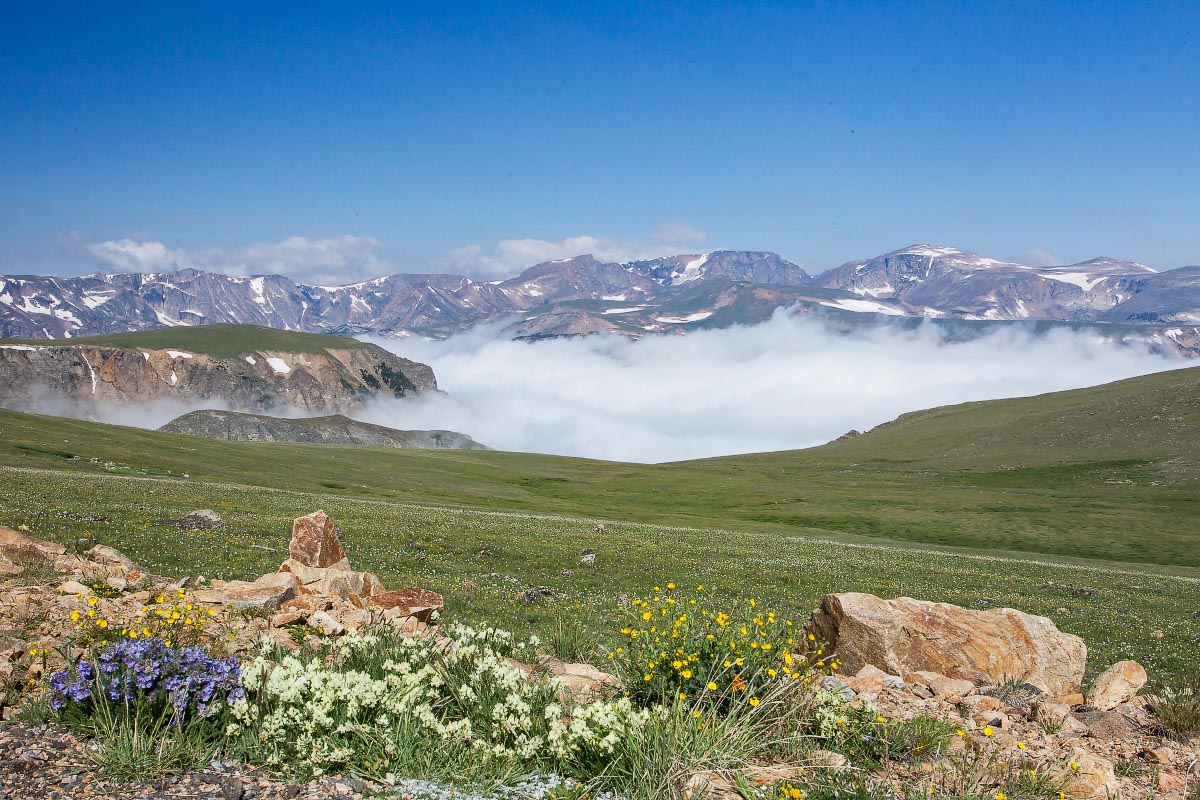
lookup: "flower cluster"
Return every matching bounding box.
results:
[66,587,220,648]
[609,583,825,709]
[49,637,244,723]
[230,626,647,778]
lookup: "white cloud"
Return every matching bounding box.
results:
[82,235,387,285]
[84,239,188,273]
[651,221,708,244]
[445,227,710,279]
[360,313,1183,463]
[1020,247,1065,267]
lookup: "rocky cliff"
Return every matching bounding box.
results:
[159,409,488,450]
[0,332,436,416]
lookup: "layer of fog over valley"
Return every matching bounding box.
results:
[358,312,1185,463]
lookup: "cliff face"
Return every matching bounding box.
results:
[159,409,489,450]
[0,341,436,416]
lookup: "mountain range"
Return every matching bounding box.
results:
[3,244,1198,354]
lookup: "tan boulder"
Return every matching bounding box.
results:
[86,544,141,573]
[911,670,975,698]
[845,664,890,694]
[191,572,297,610]
[308,610,345,636]
[1058,752,1120,799]
[1085,660,1147,711]
[539,657,620,696]
[367,587,444,621]
[288,510,346,568]
[807,593,1087,695]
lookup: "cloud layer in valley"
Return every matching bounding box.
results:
[360,313,1185,463]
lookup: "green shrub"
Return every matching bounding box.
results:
[1152,677,1200,735]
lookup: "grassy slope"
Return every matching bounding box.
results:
[0,323,370,358]
[0,364,1196,569]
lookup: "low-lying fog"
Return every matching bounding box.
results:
[360,312,1185,463]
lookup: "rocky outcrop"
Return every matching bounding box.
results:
[159,409,489,450]
[807,592,1087,695]
[0,330,435,416]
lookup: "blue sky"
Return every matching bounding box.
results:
[2,1,1197,282]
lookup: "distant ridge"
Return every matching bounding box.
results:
[159,409,490,451]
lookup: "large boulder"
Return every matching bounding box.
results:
[288,510,346,568]
[807,593,1086,695]
[1085,660,1147,710]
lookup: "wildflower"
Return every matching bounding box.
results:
[983,726,995,737]
[1016,741,1026,750]
[681,669,692,679]
[666,582,675,590]
[87,596,98,606]
[707,681,719,691]
[876,715,886,723]
[748,696,759,707]
[956,729,966,737]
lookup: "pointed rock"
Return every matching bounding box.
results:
[288,511,346,568]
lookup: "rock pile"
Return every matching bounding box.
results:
[194,510,446,644]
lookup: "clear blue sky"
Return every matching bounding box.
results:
[2,1,1197,280]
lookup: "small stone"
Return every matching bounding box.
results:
[1144,747,1173,765]
[309,610,345,636]
[220,776,244,800]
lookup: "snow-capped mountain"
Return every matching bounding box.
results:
[2,245,1197,352]
[0,251,804,340]
[816,245,1163,321]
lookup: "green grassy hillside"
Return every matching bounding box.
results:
[0,323,370,358]
[0,364,1196,568]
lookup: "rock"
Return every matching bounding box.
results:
[367,587,444,622]
[1144,747,1173,765]
[807,592,1087,695]
[1085,660,1147,711]
[682,771,739,800]
[1156,767,1186,793]
[1070,710,1134,741]
[846,664,890,694]
[0,526,65,561]
[522,586,554,603]
[1059,752,1120,799]
[308,610,345,636]
[579,549,596,567]
[540,658,619,696]
[56,580,91,595]
[819,675,856,700]
[960,695,1006,713]
[1031,698,1072,729]
[336,607,373,631]
[191,572,297,610]
[1057,715,1091,737]
[220,776,244,800]
[947,666,993,686]
[0,555,23,577]
[288,511,346,568]
[270,610,306,627]
[806,749,851,772]
[86,544,141,573]
[278,559,384,600]
[910,670,975,699]
[180,510,226,531]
